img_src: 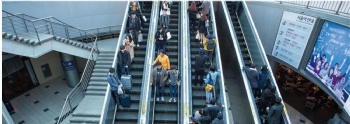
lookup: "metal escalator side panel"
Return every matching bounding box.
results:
[137,1,160,124]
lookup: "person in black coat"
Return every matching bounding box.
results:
[190,108,211,124]
[117,45,131,77]
[211,112,224,124]
[155,26,167,53]
[243,64,260,97]
[194,48,208,86]
[128,11,142,47]
[206,98,221,122]
[258,86,276,115]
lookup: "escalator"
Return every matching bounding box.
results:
[226,2,252,66]
[114,2,152,123]
[151,2,180,124]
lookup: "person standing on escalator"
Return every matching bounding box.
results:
[150,62,168,101]
[128,11,141,47]
[155,27,168,53]
[203,30,217,65]
[188,1,198,32]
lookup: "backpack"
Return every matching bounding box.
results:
[207,39,215,50]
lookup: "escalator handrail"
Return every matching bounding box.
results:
[137,1,160,124]
[208,1,234,124]
[220,1,261,123]
[241,1,291,123]
[100,1,130,123]
[181,1,192,123]
[177,2,182,124]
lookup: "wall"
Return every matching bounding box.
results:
[2,1,127,30]
[30,51,64,84]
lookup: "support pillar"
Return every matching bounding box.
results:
[2,102,14,124]
[59,53,79,88]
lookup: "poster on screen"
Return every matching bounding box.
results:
[305,21,350,108]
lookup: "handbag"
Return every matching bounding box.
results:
[195,31,199,40]
[142,16,147,22]
[138,33,143,42]
[196,13,200,19]
[205,83,213,91]
[167,31,172,40]
[205,20,210,27]
[117,86,124,95]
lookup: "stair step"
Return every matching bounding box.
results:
[115,111,139,121]
[70,116,100,123]
[89,81,108,86]
[95,64,112,69]
[92,72,109,77]
[97,56,114,61]
[90,77,107,81]
[85,90,106,96]
[96,61,113,65]
[93,68,109,73]
[86,85,107,91]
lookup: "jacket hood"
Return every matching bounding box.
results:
[206,34,215,39]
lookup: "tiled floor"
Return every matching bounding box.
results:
[285,103,313,124]
[9,75,73,124]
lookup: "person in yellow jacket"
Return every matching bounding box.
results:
[203,30,217,64]
[152,49,171,70]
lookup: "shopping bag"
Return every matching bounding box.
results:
[196,13,200,19]
[117,85,123,95]
[138,33,143,42]
[142,16,147,22]
[195,31,199,39]
[167,31,172,40]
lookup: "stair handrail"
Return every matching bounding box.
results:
[181,1,192,123]
[2,10,98,45]
[99,1,130,124]
[177,2,182,124]
[278,1,350,15]
[137,1,159,124]
[208,1,234,124]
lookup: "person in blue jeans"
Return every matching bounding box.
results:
[150,62,168,101]
[106,68,123,109]
[168,65,181,102]
[204,65,220,104]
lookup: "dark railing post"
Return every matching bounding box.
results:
[8,18,18,38]
[46,22,51,34]
[64,25,70,39]
[67,98,73,110]
[336,1,343,14]
[22,15,29,32]
[33,23,41,43]
[306,1,310,8]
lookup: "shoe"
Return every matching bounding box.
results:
[118,105,124,110]
[156,97,159,101]
[173,98,176,102]
[161,97,164,101]
[169,98,173,102]
[137,44,139,47]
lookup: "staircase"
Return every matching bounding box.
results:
[226,2,252,66]
[152,2,180,124]
[67,51,114,124]
[114,2,153,123]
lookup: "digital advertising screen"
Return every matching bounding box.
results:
[305,21,350,112]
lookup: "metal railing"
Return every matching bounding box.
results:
[56,34,98,124]
[2,11,97,45]
[279,1,350,15]
[138,1,159,124]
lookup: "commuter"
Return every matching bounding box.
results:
[155,26,168,52]
[203,30,217,64]
[128,11,141,47]
[211,112,224,124]
[258,86,276,115]
[206,98,220,121]
[151,62,168,101]
[198,11,208,43]
[161,23,169,31]
[122,35,135,62]
[129,1,143,18]
[152,49,171,70]
[267,97,284,124]
[194,48,208,86]
[258,65,270,95]
[188,1,198,32]
[190,108,211,124]
[117,46,131,77]
[159,10,170,29]
[107,68,123,109]
[204,65,220,104]
[160,0,171,15]
[168,65,181,102]
[199,1,210,17]
[243,64,260,98]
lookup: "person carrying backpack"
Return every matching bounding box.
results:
[203,30,217,65]
[204,66,220,104]
[194,48,208,86]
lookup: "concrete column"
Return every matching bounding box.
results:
[2,102,14,124]
[59,53,79,88]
